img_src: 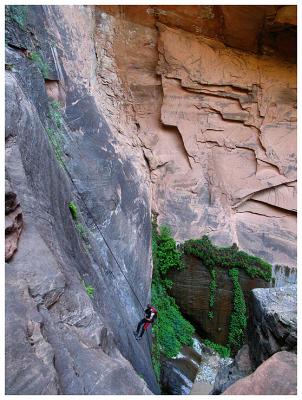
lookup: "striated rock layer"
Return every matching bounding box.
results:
[95,5,296,268]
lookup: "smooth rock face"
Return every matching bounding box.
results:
[94,6,296,267]
[5,5,157,394]
[222,351,297,395]
[167,254,269,344]
[248,285,297,368]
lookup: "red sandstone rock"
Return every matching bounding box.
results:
[93,7,296,266]
[167,254,269,344]
[222,351,297,395]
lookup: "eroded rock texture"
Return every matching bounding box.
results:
[5,5,157,394]
[222,351,297,395]
[5,181,23,261]
[248,285,297,368]
[95,5,296,268]
[167,254,269,344]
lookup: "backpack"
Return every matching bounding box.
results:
[151,307,158,323]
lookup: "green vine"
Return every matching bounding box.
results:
[208,268,217,318]
[227,268,247,353]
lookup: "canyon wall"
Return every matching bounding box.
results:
[95,5,297,268]
[5,5,158,394]
[5,4,296,395]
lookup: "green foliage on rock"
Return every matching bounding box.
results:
[203,339,230,358]
[68,201,78,220]
[45,127,64,165]
[6,5,28,29]
[46,100,64,165]
[184,235,271,355]
[76,223,88,241]
[156,226,183,275]
[151,218,194,382]
[48,100,63,128]
[82,280,94,298]
[28,51,49,79]
[184,236,272,281]
[208,268,217,318]
[227,268,247,353]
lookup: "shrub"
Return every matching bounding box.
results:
[76,223,88,241]
[184,236,272,281]
[46,100,65,165]
[68,201,78,220]
[82,281,94,298]
[151,219,194,381]
[156,226,183,275]
[48,100,63,128]
[45,127,63,165]
[28,51,49,79]
[6,5,28,29]
[183,236,271,356]
[203,339,230,358]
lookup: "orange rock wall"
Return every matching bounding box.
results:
[94,6,297,267]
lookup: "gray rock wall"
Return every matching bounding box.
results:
[5,5,158,394]
[248,285,297,368]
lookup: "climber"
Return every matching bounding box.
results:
[134,304,158,340]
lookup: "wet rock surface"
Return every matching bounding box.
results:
[160,340,201,395]
[190,339,233,395]
[222,351,297,395]
[167,254,269,344]
[248,285,297,368]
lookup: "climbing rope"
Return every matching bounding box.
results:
[52,133,153,353]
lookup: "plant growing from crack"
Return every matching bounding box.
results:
[68,201,78,220]
[6,5,28,29]
[81,280,95,298]
[28,51,49,79]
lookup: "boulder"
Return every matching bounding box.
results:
[222,351,297,395]
[248,285,297,368]
[211,345,252,394]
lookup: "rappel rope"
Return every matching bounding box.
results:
[53,136,153,353]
